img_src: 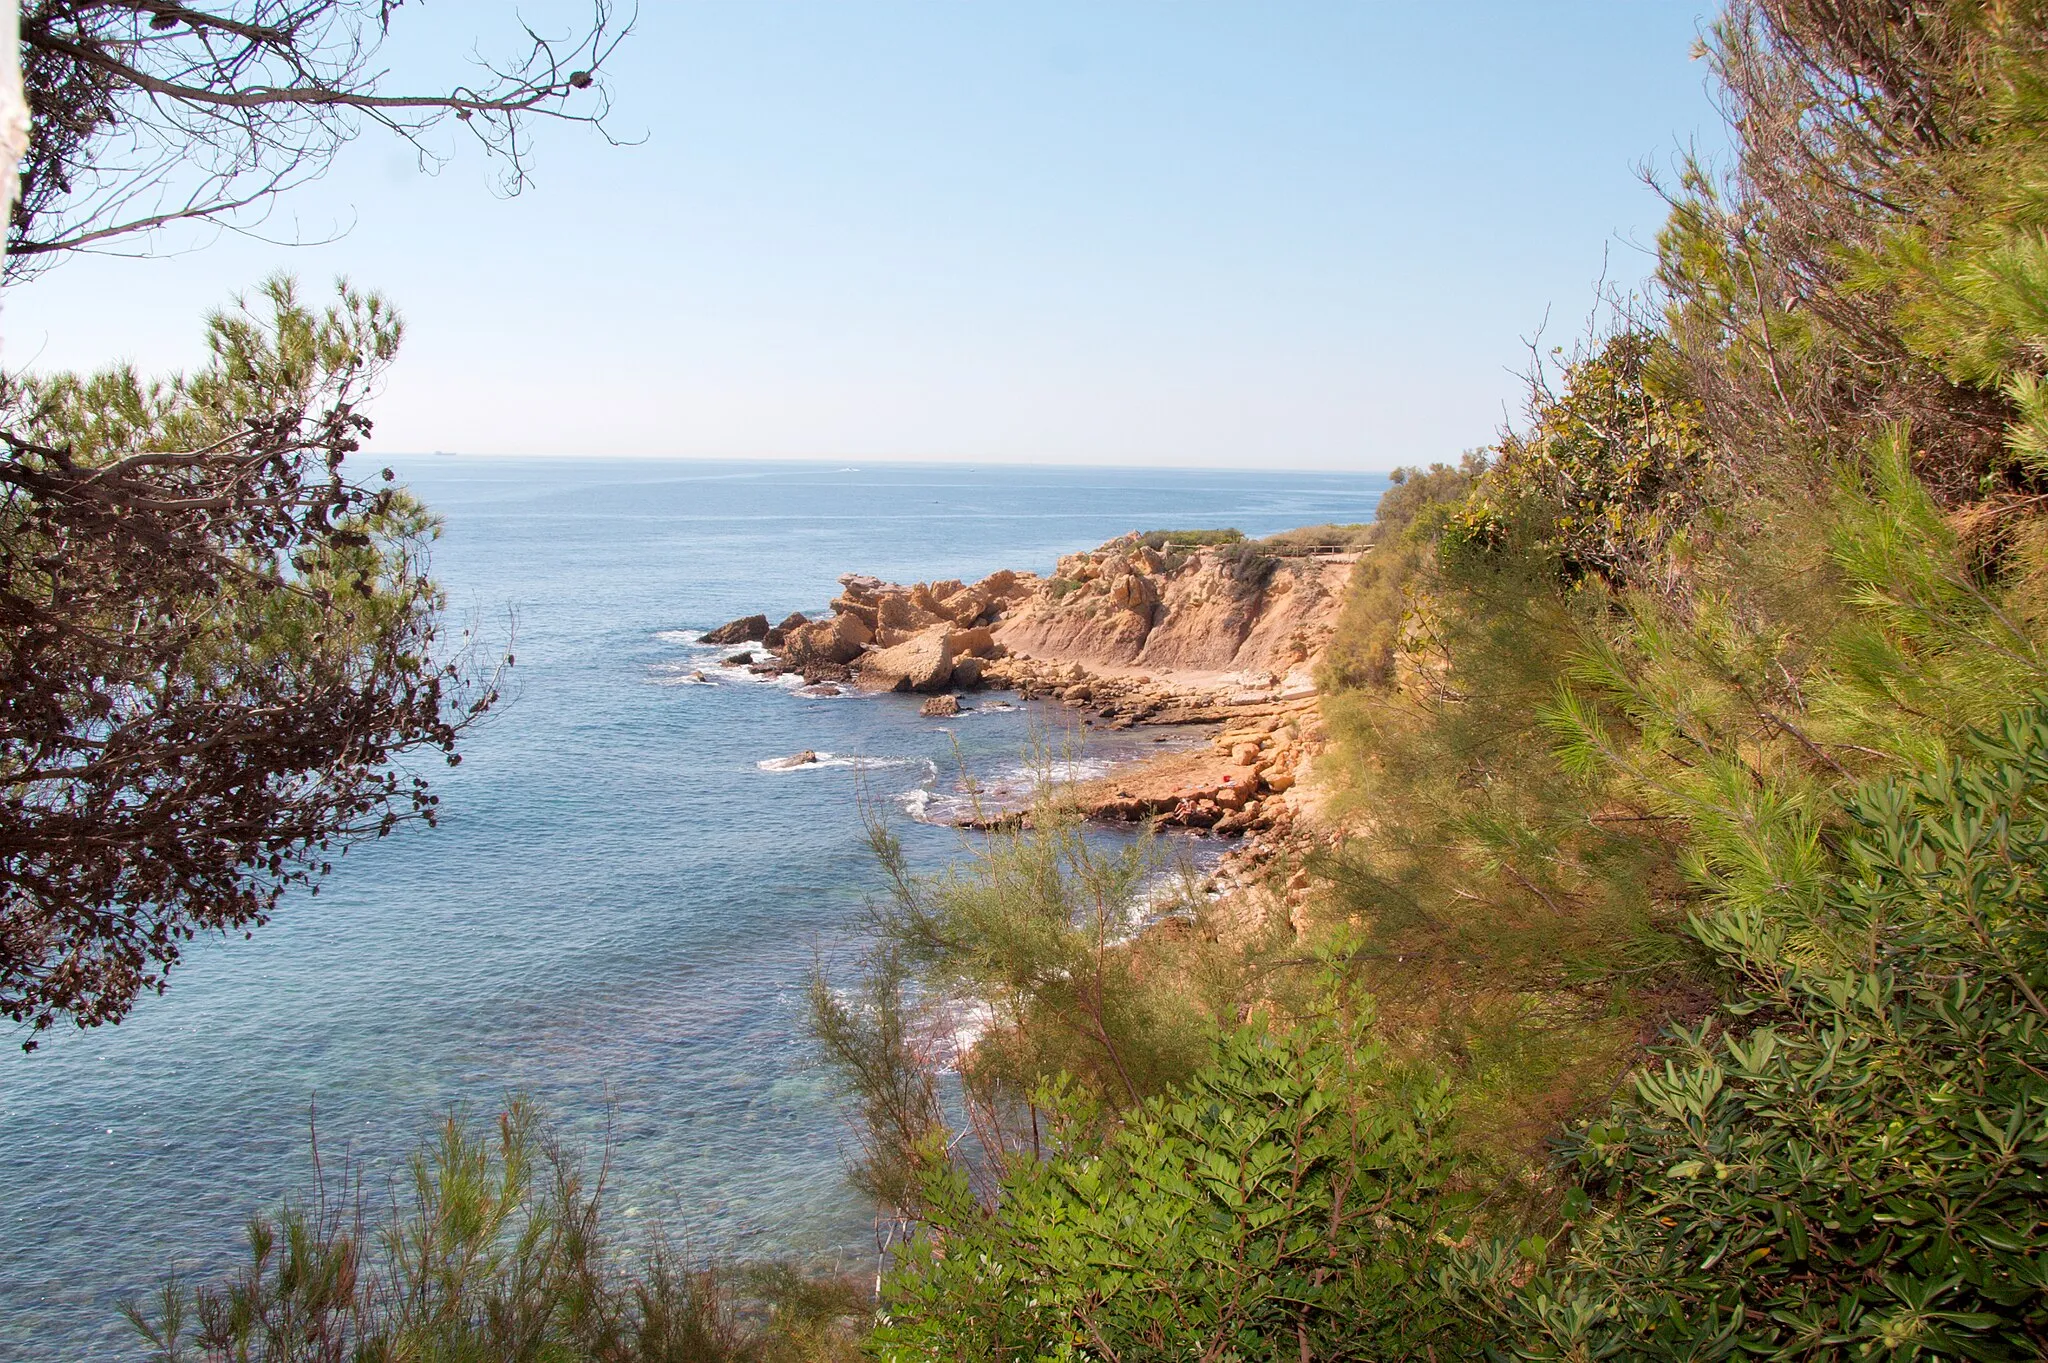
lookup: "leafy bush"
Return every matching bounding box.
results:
[870,1013,1481,1362]
[1214,538,1279,590]
[1467,704,2048,1360]
[1444,330,1710,590]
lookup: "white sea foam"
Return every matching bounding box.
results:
[647,661,718,686]
[755,752,925,773]
[916,996,997,1073]
[981,754,1119,788]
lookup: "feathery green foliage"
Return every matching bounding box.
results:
[869,1007,1480,1363]
[126,1101,865,1363]
[807,787,1259,1221]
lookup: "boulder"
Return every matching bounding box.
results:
[939,585,992,625]
[830,593,879,628]
[858,627,955,693]
[877,593,943,636]
[702,613,769,645]
[724,651,758,665]
[951,656,984,688]
[920,694,962,717]
[945,626,997,657]
[782,613,871,668]
[763,612,808,648]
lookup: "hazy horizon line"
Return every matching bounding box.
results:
[375,449,1405,477]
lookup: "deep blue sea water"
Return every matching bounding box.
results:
[0,457,1384,1358]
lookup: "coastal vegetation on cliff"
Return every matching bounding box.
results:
[81,0,2048,1358]
[806,1,2048,1357]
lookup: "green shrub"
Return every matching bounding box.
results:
[1253,523,1376,553]
[1443,330,1710,591]
[1214,539,1278,590]
[870,1012,1481,1362]
[125,1101,865,1363]
[1467,703,2048,1360]
[1129,528,1245,552]
[1319,460,1478,691]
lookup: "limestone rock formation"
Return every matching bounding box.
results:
[991,536,1351,677]
[763,611,809,647]
[857,627,955,693]
[742,534,1343,712]
[701,613,770,644]
[782,613,871,670]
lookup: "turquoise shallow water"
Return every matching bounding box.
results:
[0,457,1383,1357]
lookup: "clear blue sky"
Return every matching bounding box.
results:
[1,3,1724,470]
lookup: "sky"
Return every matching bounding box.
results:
[0,3,1726,470]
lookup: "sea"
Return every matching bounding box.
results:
[0,457,1385,1357]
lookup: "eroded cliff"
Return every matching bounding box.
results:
[731,533,1355,699]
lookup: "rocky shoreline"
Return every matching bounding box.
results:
[707,533,1353,848]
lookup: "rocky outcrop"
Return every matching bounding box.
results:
[763,611,808,647]
[719,536,1350,705]
[702,613,770,645]
[991,536,1352,678]
[1065,698,1318,835]
[782,612,871,674]
[709,533,1345,840]
[858,629,956,693]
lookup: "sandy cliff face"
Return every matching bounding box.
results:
[704,533,1352,856]
[991,538,1354,681]
[723,534,1355,698]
